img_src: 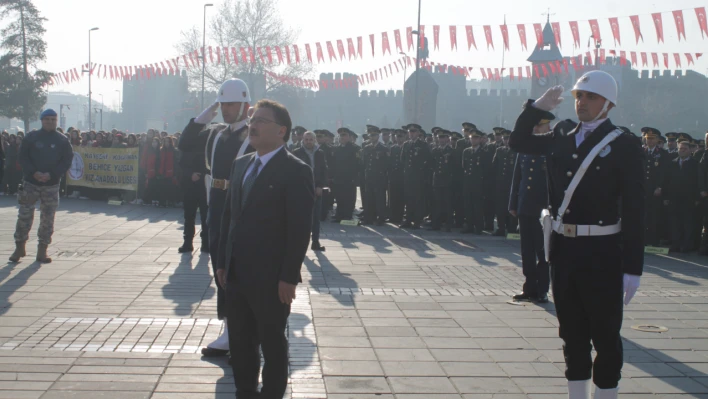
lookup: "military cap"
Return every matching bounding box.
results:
[451,131,463,139]
[502,129,512,136]
[431,126,443,134]
[381,128,392,134]
[461,122,477,130]
[677,132,692,143]
[292,126,307,135]
[394,129,407,136]
[689,140,699,147]
[469,129,484,137]
[350,131,359,139]
[641,127,662,138]
[698,139,706,147]
[658,135,667,144]
[405,123,423,131]
[492,127,505,135]
[366,125,381,134]
[337,127,353,135]
[665,132,679,141]
[436,130,451,137]
[324,130,335,138]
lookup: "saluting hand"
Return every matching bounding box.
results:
[278,281,297,304]
[532,85,565,112]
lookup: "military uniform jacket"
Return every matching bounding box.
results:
[431,145,455,187]
[665,157,701,203]
[178,119,251,180]
[462,146,487,187]
[508,100,645,276]
[509,154,549,217]
[492,146,517,191]
[666,148,679,160]
[401,138,432,178]
[389,144,404,179]
[363,142,390,187]
[319,143,334,184]
[644,147,670,194]
[331,142,360,184]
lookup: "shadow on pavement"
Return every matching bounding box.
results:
[161,251,215,316]
[0,260,42,317]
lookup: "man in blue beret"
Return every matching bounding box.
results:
[9,109,74,264]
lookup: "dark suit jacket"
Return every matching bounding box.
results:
[217,147,315,296]
[509,100,645,276]
[666,157,700,203]
[509,153,549,217]
[293,147,327,189]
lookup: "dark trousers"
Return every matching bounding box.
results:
[321,187,334,221]
[312,195,322,242]
[495,189,514,232]
[333,182,356,220]
[451,182,465,226]
[518,215,549,295]
[670,200,697,251]
[208,188,228,319]
[432,185,453,229]
[226,286,290,399]
[463,182,484,232]
[364,183,387,223]
[483,188,496,230]
[388,178,405,223]
[182,177,208,241]
[403,173,425,225]
[551,235,624,389]
[645,194,662,246]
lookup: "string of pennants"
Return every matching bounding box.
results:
[48,48,705,88]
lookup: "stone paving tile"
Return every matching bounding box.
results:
[4,199,708,397]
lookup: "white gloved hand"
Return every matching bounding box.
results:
[623,273,641,305]
[532,85,565,111]
[194,101,220,124]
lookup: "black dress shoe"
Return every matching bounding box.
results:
[536,294,549,303]
[201,347,229,357]
[400,222,412,228]
[492,230,506,237]
[311,242,325,251]
[512,292,535,302]
[178,243,194,253]
[461,228,474,234]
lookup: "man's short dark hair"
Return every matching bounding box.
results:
[254,99,292,142]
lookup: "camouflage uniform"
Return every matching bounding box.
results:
[14,181,61,245]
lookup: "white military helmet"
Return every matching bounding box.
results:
[217,78,251,103]
[571,70,618,105]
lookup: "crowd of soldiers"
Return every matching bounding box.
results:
[287,122,519,236]
[286,122,708,256]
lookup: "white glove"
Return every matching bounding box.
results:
[194,101,220,125]
[532,85,565,112]
[623,273,640,305]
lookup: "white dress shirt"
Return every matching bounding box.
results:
[242,145,285,186]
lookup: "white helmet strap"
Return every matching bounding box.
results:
[236,103,245,121]
[591,99,610,122]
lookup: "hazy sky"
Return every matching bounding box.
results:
[32,0,708,111]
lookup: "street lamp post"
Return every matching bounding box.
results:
[201,3,214,110]
[399,52,407,89]
[98,94,104,130]
[86,27,99,130]
[414,0,422,123]
[115,89,122,113]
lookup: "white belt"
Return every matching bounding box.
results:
[551,220,621,237]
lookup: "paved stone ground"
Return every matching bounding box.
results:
[1,196,708,398]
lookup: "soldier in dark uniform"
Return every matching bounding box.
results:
[388,129,406,224]
[693,136,707,249]
[178,78,254,357]
[699,132,708,255]
[461,130,487,234]
[429,130,455,231]
[642,127,670,247]
[316,130,335,221]
[508,115,557,303]
[450,131,466,227]
[491,130,518,236]
[178,142,209,253]
[358,132,369,217]
[381,128,393,147]
[694,139,706,161]
[666,139,700,252]
[362,126,389,225]
[509,73,644,398]
[331,127,360,222]
[401,124,432,229]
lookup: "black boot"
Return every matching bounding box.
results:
[178,238,194,253]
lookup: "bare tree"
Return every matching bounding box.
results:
[176,0,315,101]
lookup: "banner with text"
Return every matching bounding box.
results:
[67,147,139,190]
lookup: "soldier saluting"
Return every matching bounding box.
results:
[509,71,644,399]
[178,78,254,358]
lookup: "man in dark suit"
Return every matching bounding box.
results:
[294,131,328,251]
[217,99,315,399]
[641,127,670,247]
[331,128,360,222]
[178,147,209,253]
[666,140,701,252]
[509,72,644,398]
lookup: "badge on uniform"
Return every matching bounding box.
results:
[599,145,611,158]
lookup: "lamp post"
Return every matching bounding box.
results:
[98,94,104,130]
[399,52,407,89]
[201,3,214,110]
[115,89,122,112]
[413,0,422,123]
[86,27,99,130]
